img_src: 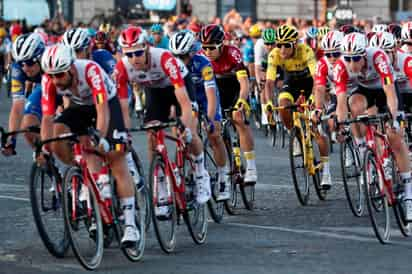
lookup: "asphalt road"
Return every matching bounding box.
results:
[0,89,411,274]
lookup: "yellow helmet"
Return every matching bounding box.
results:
[99,23,111,33]
[276,24,299,43]
[249,24,261,38]
[0,28,7,38]
[317,26,330,39]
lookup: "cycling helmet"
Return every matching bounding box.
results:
[401,22,412,41]
[306,26,318,39]
[320,30,344,52]
[369,32,396,50]
[169,31,196,55]
[388,23,402,41]
[188,23,202,34]
[200,24,225,45]
[0,27,7,38]
[339,24,358,35]
[372,24,388,33]
[99,23,111,33]
[262,28,276,44]
[317,26,330,38]
[62,28,91,50]
[95,31,108,43]
[276,25,299,43]
[249,24,262,38]
[41,44,75,74]
[118,26,147,48]
[366,31,376,42]
[341,32,367,55]
[12,33,45,62]
[150,23,163,34]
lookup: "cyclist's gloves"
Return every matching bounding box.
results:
[205,118,215,134]
[393,111,405,132]
[183,127,193,144]
[1,135,16,156]
[264,101,274,113]
[310,109,323,123]
[98,137,110,153]
[235,98,251,118]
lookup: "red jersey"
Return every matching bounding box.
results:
[203,45,247,78]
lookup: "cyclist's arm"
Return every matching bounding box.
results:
[264,50,277,104]
[237,69,250,100]
[40,76,56,141]
[334,61,349,122]
[314,59,328,109]
[8,64,26,133]
[201,65,217,120]
[114,62,131,129]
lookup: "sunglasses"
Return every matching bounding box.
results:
[202,44,222,51]
[276,43,294,49]
[264,42,276,46]
[47,72,66,79]
[325,52,341,58]
[18,57,39,67]
[125,49,145,58]
[343,55,363,62]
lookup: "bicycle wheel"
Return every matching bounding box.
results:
[311,137,327,201]
[340,139,364,217]
[29,162,69,258]
[289,127,310,205]
[362,149,390,244]
[149,153,177,253]
[204,141,224,223]
[62,167,104,270]
[281,124,288,149]
[270,124,277,147]
[223,122,239,215]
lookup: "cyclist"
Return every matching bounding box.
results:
[0,27,12,77]
[114,26,211,206]
[334,32,412,220]
[316,26,330,59]
[243,24,261,80]
[148,23,170,49]
[92,30,116,55]
[200,24,258,184]
[388,23,402,50]
[401,22,412,54]
[170,30,230,200]
[40,44,140,246]
[311,30,344,188]
[304,26,318,55]
[2,33,45,156]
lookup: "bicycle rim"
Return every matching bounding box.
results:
[289,127,310,205]
[204,145,224,223]
[363,150,390,244]
[311,138,327,201]
[29,162,69,258]
[149,154,177,253]
[62,167,104,270]
[223,124,239,215]
[340,141,364,217]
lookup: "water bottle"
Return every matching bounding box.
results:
[382,157,392,181]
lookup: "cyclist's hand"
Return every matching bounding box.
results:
[336,125,346,143]
[36,146,50,166]
[234,98,251,119]
[310,109,322,124]
[259,80,266,90]
[205,118,215,134]
[392,111,405,132]
[1,136,16,156]
[98,137,110,153]
[182,127,192,144]
[264,101,274,114]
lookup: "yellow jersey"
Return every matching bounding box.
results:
[266,43,316,81]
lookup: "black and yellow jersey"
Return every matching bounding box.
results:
[266,43,316,81]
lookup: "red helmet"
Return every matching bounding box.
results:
[200,24,225,45]
[95,31,108,43]
[188,23,202,34]
[118,26,147,48]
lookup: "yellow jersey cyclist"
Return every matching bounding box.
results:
[263,24,332,188]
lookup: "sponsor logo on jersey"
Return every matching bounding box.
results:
[201,66,214,81]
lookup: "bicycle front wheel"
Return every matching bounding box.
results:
[62,167,104,270]
[289,127,310,205]
[363,149,390,244]
[149,153,177,253]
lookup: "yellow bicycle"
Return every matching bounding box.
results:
[274,102,327,205]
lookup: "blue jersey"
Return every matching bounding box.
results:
[92,49,116,75]
[148,35,170,49]
[187,54,221,121]
[11,62,42,100]
[242,38,254,64]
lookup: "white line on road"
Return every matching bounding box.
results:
[0,195,29,202]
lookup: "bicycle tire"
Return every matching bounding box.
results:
[149,153,177,253]
[289,127,310,205]
[270,124,277,147]
[311,137,327,201]
[29,162,69,258]
[62,167,104,270]
[340,140,363,217]
[362,149,391,244]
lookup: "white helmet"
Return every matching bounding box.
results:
[12,33,45,62]
[41,44,75,74]
[169,31,196,55]
[401,22,412,41]
[341,32,367,55]
[372,24,388,33]
[320,30,344,51]
[369,32,395,50]
[62,28,90,50]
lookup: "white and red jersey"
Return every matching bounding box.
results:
[393,50,412,93]
[334,48,395,95]
[41,59,116,115]
[315,56,334,91]
[114,47,189,100]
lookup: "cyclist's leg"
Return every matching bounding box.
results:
[348,88,369,157]
[277,80,295,130]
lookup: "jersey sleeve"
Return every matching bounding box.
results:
[85,63,108,105]
[41,74,57,116]
[403,56,412,88]
[304,45,317,77]
[160,51,185,88]
[10,62,26,100]
[333,60,349,96]
[113,61,129,100]
[372,50,394,86]
[228,46,248,79]
[315,58,329,87]
[200,61,217,90]
[266,49,278,81]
